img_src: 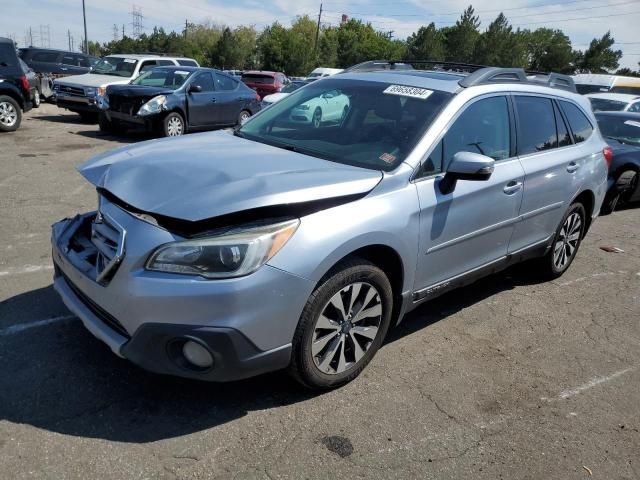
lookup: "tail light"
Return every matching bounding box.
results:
[603,146,613,168]
[21,75,30,91]
[255,92,260,101]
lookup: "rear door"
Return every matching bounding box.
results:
[187,71,222,127]
[508,95,583,252]
[213,73,242,125]
[413,94,525,293]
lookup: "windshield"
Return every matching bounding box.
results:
[308,72,323,78]
[91,57,138,77]
[589,98,628,112]
[238,78,452,171]
[596,115,640,146]
[131,68,193,88]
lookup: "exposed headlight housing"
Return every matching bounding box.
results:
[97,86,106,97]
[145,219,300,279]
[137,95,167,116]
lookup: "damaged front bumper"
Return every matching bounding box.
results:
[50,198,314,381]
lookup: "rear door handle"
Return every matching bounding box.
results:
[567,162,579,173]
[503,181,523,195]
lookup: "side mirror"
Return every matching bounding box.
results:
[439,151,495,195]
[188,84,202,93]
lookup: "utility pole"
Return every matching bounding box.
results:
[314,3,322,53]
[184,19,188,39]
[131,5,144,38]
[122,24,125,38]
[28,26,33,46]
[82,0,88,54]
[112,24,119,41]
[68,29,72,50]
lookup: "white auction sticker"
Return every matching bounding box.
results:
[383,84,433,100]
[624,120,640,128]
[175,71,190,75]
[124,58,136,63]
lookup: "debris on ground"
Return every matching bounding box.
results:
[600,245,625,253]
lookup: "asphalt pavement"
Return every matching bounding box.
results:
[1,104,639,479]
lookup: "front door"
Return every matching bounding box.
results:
[413,95,525,295]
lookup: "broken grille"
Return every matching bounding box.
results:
[90,210,126,284]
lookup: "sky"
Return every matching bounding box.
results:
[1,0,638,70]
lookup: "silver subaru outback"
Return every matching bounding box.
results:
[52,65,608,389]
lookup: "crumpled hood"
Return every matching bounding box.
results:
[56,73,131,89]
[78,131,383,221]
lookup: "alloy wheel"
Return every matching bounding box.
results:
[167,116,184,136]
[311,282,382,375]
[239,111,250,124]
[0,101,18,127]
[553,212,582,270]
[312,108,322,128]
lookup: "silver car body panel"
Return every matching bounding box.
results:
[51,73,609,380]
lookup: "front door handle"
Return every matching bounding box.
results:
[567,162,579,173]
[503,181,523,195]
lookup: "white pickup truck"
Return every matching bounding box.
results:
[53,54,198,120]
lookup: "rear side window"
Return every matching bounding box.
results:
[178,59,198,67]
[241,74,275,84]
[214,73,237,91]
[629,102,640,113]
[443,96,511,168]
[140,60,159,72]
[560,101,594,143]
[553,102,572,147]
[32,51,59,63]
[74,55,90,67]
[515,96,557,155]
[157,59,174,66]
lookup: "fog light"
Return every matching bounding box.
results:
[182,340,214,369]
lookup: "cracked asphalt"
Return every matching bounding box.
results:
[1,104,639,479]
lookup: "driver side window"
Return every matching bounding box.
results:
[443,96,510,170]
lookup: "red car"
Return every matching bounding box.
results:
[241,71,288,100]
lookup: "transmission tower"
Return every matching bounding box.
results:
[113,24,119,41]
[131,5,144,38]
[39,24,50,48]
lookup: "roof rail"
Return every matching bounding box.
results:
[459,67,577,92]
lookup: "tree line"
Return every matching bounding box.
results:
[89,5,639,77]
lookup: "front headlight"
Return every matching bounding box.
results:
[296,104,310,110]
[145,219,300,279]
[97,86,106,97]
[137,95,167,116]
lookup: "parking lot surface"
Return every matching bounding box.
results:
[1,104,639,479]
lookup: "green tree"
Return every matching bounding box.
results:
[616,67,640,77]
[87,40,102,56]
[318,27,338,66]
[211,27,238,68]
[523,28,574,73]
[575,31,622,73]
[474,14,526,67]
[444,6,480,62]
[406,23,445,62]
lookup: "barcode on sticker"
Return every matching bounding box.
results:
[383,85,433,100]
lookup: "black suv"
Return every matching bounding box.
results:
[0,37,33,132]
[18,47,98,76]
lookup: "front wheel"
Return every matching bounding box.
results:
[0,95,21,132]
[163,112,185,137]
[537,203,586,279]
[288,258,393,389]
[312,107,322,128]
[237,109,251,125]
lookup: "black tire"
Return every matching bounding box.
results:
[601,170,638,214]
[237,109,251,125]
[0,95,22,132]
[288,258,393,389]
[78,111,98,123]
[312,107,322,128]
[98,113,113,134]
[163,112,185,137]
[537,202,586,279]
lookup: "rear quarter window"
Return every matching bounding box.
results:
[0,43,19,67]
[514,96,558,155]
[178,59,198,67]
[559,101,594,143]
